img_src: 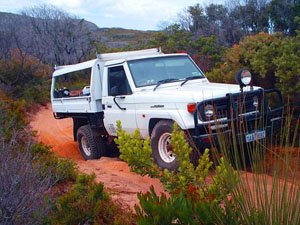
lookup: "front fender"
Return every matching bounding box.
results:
[136,109,188,138]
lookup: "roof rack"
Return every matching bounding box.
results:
[96,47,162,61]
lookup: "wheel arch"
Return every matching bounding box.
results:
[148,117,186,137]
[73,118,89,141]
[72,112,105,141]
[149,118,170,136]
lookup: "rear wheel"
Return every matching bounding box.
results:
[77,125,107,160]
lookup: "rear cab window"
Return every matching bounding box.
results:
[53,68,91,98]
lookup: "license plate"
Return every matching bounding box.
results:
[245,130,266,143]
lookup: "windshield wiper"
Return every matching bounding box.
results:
[153,78,180,91]
[180,76,203,86]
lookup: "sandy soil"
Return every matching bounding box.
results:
[30,105,165,210]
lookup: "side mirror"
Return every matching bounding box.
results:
[235,68,252,91]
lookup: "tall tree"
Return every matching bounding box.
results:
[177,2,270,47]
[228,0,270,34]
[269,0,300,35]
[22,4,95,65]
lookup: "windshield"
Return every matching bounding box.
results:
[127,55,205,87]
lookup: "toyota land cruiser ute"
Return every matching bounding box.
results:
[51,48,283,170]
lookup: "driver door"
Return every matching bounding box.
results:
[102,65,137,136]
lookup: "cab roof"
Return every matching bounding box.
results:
[52,48,188,77]
[96,48,163,61]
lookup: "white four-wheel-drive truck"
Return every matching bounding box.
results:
[51,48,283,170]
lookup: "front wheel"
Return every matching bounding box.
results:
[77,125,107,160]
[151,120,178,170]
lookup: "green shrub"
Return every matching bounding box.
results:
[0,94,27,139]
[135,187,223,225]
[116,121,239,224]
[116,121,237,193]
[115,120,160,177]
[30,142,77,183]
[48,174,134,225]
[21,79,51,105]
[206,32,300,108]
[1,124,132,225]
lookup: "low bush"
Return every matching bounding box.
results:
[116,121,239,224]
[0,94,27,139]
[0,135,55,225]
[115,121,159,177]
[47,173,134,225]
[30,142,77,183]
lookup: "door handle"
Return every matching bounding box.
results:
[107,105,112,108]
[113,96,126,110]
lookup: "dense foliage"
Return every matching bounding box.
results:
[47,174,134,225]
[0,94,27,139]
[0,50,51,106]
[116,122,242,224]
[146,24,224,72]
[0,137,54,225]
[0,49,51,139]
[207,32,300,108]
[176,0,300,46]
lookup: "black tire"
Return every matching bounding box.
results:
[151,120,178,170]
[106,139,120,157]
[184,131,202,166]
[77,125,107,160]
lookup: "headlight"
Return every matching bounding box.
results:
[204,104,214,119]
[236,69,252,87]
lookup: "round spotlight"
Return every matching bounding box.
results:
[253,96,259,108]
[204,104,214,119]
[236,69,252,87]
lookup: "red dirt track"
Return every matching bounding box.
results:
[30,105,165,209]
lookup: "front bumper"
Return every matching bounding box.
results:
[191,89,283,149]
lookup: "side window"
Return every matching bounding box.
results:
[108,66,132,96]
[54,68,91,98]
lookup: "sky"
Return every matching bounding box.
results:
[0,0,225,30]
